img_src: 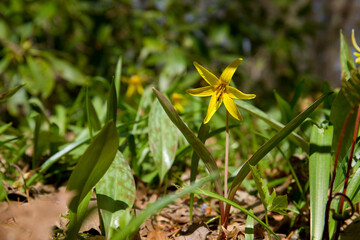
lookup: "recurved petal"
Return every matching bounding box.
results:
[193,61,219,86]
[220,58,243,85]
[136,84,144,94]
[204,94,222,124]
[126,85,136,98]
[223,94,243,121]
[352,29,360,52]
[227,86,256,100]
[186,86,214,97]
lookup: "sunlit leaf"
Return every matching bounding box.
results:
[96,151,136,239]
[67,121,119,212]
[148,99,179,182]
[309,124,332,240]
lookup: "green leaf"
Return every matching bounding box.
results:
[44,53,87,85]
[115,56,122,105]
[67,121,119,212]
[106,79,117,123]
[340,30,356,80]
[250,165,269,210]
[269,195,288,214]
[148,99,179,182]
[152,88,223,202]
[245,209,254,240]
[274,90,292,124]
[330,90,356,162]
[0,84,25,103]
[226,92,332,220]
[111,175,215,240]
[235,99,308,152]
[66,190,93,239]
[309,124,332,240]
[96,151,136,239]
[345,166,360,208]
[25,56,55,98]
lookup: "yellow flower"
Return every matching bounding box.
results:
[187,58,256,124]
[171,93,188,113]
[122,75,147,98]
[351,29,360,65]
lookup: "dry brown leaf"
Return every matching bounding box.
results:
[222,224,245,240]
[176,222,210,240]
[0,190,72,240]
[148,230,168,240]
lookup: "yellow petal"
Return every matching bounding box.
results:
[220,58,243,85]
[227,86,256,100]
[204,94,222,124]
[352,29,360,52]
[187,86,214,97]
[193,62,219,86]
[126,85,136,98]
[223,94,243,121]
[137,84,144,94]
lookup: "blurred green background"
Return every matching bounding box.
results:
[0,0,359,121]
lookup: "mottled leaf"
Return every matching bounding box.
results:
[148,99,179,182]
[96,151,136,239]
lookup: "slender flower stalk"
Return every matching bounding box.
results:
[225,111,229,198]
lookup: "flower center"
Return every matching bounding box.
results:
[215,83,227,102]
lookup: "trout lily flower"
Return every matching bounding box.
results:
[187,58,255,124]
[122,75,147,98]
[352,29,360,65]
[171,93,188,113]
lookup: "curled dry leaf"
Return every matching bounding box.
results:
[0,190,73,240]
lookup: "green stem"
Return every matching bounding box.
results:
[264,210,271,240]
[225,111,229,199]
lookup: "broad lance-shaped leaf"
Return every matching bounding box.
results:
[309,124,332,240]
[224,92,332,223]
[96,151,136,239]
[152,88,224,216]
[148,99,179,182]
[67,121,119,212]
